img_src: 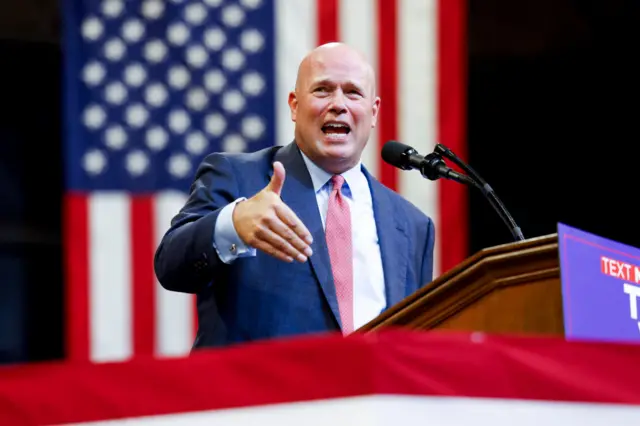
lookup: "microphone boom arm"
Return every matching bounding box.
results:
[434,144,525,242]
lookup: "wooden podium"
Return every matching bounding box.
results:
[360,234,564,336]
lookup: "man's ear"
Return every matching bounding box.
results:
[288,91,298,122]
[371,96,381,128]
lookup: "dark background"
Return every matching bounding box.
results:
[1,0,638,364]
[467,0,640,251]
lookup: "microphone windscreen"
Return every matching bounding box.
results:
[381,141,410,168]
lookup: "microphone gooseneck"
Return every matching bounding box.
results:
[434,143,524,241]
[381,141,525,242]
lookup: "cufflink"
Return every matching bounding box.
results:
[230,244,237,253]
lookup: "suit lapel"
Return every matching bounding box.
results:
[364,168,408,308]
[273,143,343,328]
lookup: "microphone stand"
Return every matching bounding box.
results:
[431,144,525,242]
[420,152,482,189]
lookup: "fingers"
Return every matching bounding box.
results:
[274,202,313,246]
[248,205,312,262]
[266,211,313,258]
[251,239,295,263]
[252,224,311,263]
[235,198,313,263]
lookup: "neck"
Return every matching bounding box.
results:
[295,142,357,175]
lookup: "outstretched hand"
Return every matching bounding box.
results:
[232,161,313,262]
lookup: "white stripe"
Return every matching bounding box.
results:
[275,0,317,147]
[89,194,131,362]
[73,395,640,425]
[339,0,379,178]
[398,0,439,277]
[154,192,193,357]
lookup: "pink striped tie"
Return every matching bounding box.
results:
[325,175,354,334]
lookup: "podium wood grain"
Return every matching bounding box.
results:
[359,234,564,336]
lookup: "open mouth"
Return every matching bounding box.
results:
[321,122,351,135]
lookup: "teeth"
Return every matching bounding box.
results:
[326,133,347,140]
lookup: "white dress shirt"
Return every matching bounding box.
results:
[213,152,387,330]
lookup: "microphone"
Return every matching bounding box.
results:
[381,141,478,187]
[381,141,525,242]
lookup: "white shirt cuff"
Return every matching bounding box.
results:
[213,198,257,264]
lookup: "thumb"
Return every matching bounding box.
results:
[267,161,286,195]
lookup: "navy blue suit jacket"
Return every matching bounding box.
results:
[154,142,435,349]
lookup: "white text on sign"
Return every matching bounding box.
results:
[600,256,640,333]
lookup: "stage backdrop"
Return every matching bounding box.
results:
[62,0,466,363]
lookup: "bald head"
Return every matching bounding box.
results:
[287,42,381,175]
[294,43,377,96]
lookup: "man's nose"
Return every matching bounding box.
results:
[328,90,347,114]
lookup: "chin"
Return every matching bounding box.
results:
[318,135,352,149]
[320,143,352,158]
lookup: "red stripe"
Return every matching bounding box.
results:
[2,331,640,425]
[64,194,90,361]
[317,0,339,44]
[377,0,398,190]
[131,196,156,356]
[438,0,468,273]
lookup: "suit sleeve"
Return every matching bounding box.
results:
[154,153,244,294]
[420,217,436,287]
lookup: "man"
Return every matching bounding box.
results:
[154,42,435,349]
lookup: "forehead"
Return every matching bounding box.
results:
[305,54,373,89]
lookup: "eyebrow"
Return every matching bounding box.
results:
[311,79,366,93]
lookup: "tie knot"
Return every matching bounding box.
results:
[331,175,345,191]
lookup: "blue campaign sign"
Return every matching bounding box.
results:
[558,223,640,343]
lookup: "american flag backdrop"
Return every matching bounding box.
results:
[63,0,467,363]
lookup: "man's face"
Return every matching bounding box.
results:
[289,47,381,174]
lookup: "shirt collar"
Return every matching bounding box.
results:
[299,149,366,199]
